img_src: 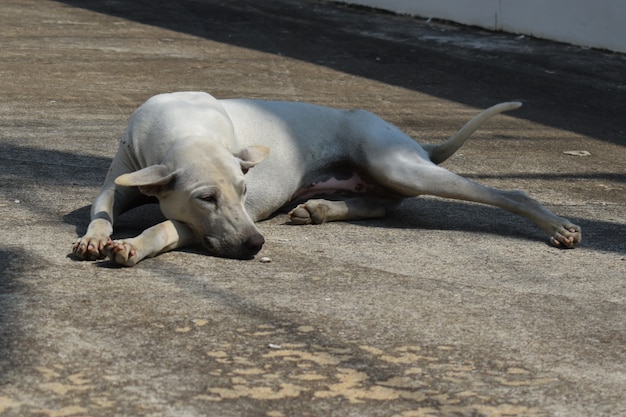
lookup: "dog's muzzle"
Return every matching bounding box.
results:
[203,232,265,260]
[239,233,265,259]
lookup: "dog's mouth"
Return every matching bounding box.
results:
[203,233,264,260]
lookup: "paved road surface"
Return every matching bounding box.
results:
[1,1,625,416]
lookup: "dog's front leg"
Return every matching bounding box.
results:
[73,154,142,260]
[73,186,117,260]
[103,219,197,267]
[101,220,194,267]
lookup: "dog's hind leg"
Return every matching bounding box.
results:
[365,147,581,247]
[342,105,581,248]
[288,197,398,225]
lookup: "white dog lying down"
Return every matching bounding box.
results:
[72,92,581,266]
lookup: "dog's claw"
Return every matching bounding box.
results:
[103,240,139,267]
[72,236,110,260]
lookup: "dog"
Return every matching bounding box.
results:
[72,92,581,266]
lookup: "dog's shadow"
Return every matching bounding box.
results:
[65,198,626,257]
[65,204,166,239]
[354,198,625,254]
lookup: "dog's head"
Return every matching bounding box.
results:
[115,141,269,259]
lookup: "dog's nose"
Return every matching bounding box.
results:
[240,233,265,259]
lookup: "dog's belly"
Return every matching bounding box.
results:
[292,172,369,201]
[290,164,405,203]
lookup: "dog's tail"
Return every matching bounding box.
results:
[424,101,522,165]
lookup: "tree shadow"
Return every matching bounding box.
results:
[0,248,28,378]
[53,0,626,147]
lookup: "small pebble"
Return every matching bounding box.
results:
[563,150,591,157]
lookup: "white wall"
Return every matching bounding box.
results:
[342,0,626,53]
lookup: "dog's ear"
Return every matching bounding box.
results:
[234,145,269,174]
[115,165,175,196]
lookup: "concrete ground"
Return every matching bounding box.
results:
[1,0,625,416]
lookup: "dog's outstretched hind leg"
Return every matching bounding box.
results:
[356,120,581,248]
[378,159,581,247]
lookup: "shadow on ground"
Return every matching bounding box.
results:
[54,0,626,147]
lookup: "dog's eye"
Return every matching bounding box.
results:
[198,194,217,205]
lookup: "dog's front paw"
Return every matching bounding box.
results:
[72,235,110,261]
[103,240,140,267]
[288,200,330,225]
[549,221,582,249]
